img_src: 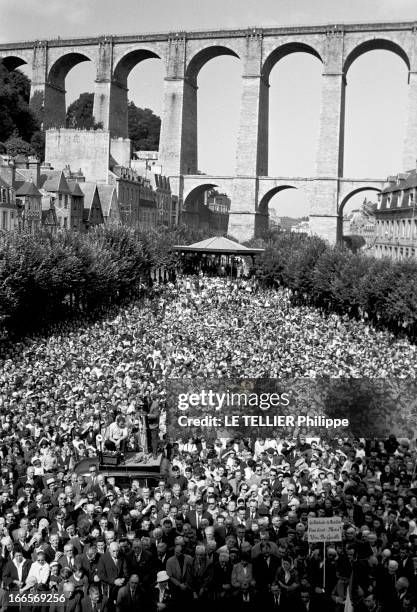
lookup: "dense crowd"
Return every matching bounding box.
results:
[0,277,416,611]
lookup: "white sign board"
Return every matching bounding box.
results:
[307,517,343,543]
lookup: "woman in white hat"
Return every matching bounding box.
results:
[154,570,172,610]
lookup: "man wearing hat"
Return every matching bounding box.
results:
[153,570,172,611]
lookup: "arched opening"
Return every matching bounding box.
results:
[1,56,27,71]
[112,50,164,160]
[339,187,381,251]
[0,57,42,154]
[257,186,310,237]
[46,52,93,129]
[184,46,240,175]
[65,61,97,126]
[343,42,409,178]
[183,184,230,234]
[262,44,322,177]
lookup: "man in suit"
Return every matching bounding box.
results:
[75,544,101,584]
[84,465,100,492]
[245,499,260,526]
[13,527,34,560]
[59,543,77,572]
[253,542,280,597]
[107,506,126,538]
[97,542,129,612]
[231,552,254,589]
[156,542,169,571]
[296,588,326,612]
[43,533,63,564]
[166,541,193,606]
[231,580,258,611]
[125,539,155,589]
[186,501,213,531]
[50,581,81,612]
[263,582,286,610]
[14,466,43,496]
[81,585,109,612]
[2,550,31,590]
[116,574,150,612]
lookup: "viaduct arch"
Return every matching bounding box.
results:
[0,20,416,242]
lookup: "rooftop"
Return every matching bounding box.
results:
[173,235,264,255]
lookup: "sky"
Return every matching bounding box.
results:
[0,0,415,216]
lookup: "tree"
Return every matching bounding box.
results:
[66,93,102,129]
[65,93,161,152]
[5,133,34,157]
[127,103,160,152]
[30,130,45,160]
[0,62,40,143]
[343,234,366,253]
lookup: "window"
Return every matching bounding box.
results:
[64,195,68,209]
[63,217,67,229]
[2,211,7,229]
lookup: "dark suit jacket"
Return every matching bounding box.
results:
[253,555,281,591]
[115,585,151,612]
[97,552,129,586]
[166,554,193,587]
[49,593,81,612]
[2,558,31,589]
[58,555,77,572]
[186,510,213,530]
[125,550,155,587]
[75,552,100,583]
[80,595,109,612]
[15,476,43,495]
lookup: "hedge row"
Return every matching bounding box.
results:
[250,231,417,339]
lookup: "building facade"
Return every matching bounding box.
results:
[15,181,43,234]
[78,182,105,229]
[110,166,157,230]
[343,199,377,249]
[374,171,417,260]
[0,176,18,231]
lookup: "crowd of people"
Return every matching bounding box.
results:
[0,276,416,610]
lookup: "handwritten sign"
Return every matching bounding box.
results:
[307,517,343,543]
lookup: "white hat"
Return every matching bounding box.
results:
[157,571,169,583]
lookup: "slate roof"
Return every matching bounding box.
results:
[15,181,42,197]
[38,170,71,194]
[96,184,117,217]
[66,179,85,197]
[383,169,417,193]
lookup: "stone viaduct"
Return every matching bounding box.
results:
[0,20,416,241]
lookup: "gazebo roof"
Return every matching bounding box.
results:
[173,236,264,255]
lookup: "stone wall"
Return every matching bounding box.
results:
[45,129,110,183]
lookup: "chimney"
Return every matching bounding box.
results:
[0,156,16,187]
[27,156,40,186]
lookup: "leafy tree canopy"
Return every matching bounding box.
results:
[0,62,40,144]
[66,92,103,130]
[5,133,34,157]
[65,93,161,151]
